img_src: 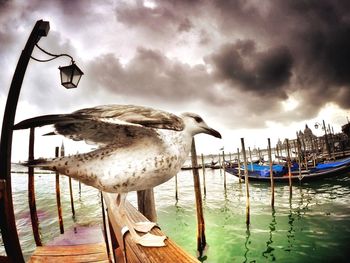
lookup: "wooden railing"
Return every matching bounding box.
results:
[102,192,200,263]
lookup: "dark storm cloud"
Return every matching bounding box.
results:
[212,0,350,115]
[207,40,293,99]
[86,47,216,105]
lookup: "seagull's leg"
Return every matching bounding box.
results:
[131,190,157,233]
[117,193,167,247]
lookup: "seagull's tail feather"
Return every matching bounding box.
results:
[13,114,73,130]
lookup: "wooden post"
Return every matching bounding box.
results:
[28,127,42,246]
[55,147,64,234]
[248,147,253,171]
[296,136,302,180]
[241,138,250,225]
[61,143,75,219]
[223,151,226,190]
[68,178,75,218]
[137,189,157,222]
[219,153,222,176]
[175,174,179,201]
[201,154,206,196]
[191,139,207,258]
[267,138,274,207]
[237,148,242,183]
[258,147,262,162]
[286,139,292,199]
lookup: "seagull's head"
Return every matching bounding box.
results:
[180,113,222,139]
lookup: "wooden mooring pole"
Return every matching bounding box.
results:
[28,127,42,246]
[137,188,157,222]
[267,138,274,208]
[241,138,250,226]
[175,174,179,201]
[222,150,226,190]
[201,154,207,196]
[237,148,242,183]
[55,147,64,234]
[296,135,302,179]
[61,143,75,219]
[286,139,292,200]
[248,147,253,171]
[191,139,207,259]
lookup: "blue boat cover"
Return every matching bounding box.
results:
[315,157,350,169]
[242,163,286,177]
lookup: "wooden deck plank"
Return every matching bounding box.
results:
[103,192,199,263]
[32,243,107,255]
[28,243,109,263]
[29,255,109,263]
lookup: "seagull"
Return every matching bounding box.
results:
[14,104,221,247]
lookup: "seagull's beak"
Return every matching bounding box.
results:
[204,127,222,139]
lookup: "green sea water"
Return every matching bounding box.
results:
[1,165,350,262]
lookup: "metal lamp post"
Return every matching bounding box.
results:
[0,19,83,262]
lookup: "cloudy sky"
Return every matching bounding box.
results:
[1,0,350,161]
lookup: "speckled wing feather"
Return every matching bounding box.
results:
[54,119,162,147]
[71,105,184,130]
[14,104,184,147]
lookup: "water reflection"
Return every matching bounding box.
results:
[262,208,276,261]
[243,226,251,263]
[285,204,295,253]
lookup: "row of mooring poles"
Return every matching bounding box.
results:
[237,137,295,224]
[28,131,78,247]
[180,136,298,249]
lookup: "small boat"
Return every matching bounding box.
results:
[226,157,350,182]
[204,159,221,169]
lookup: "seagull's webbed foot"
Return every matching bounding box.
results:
[132,221,157,233]
[134,233,167,247]
[117,193,167,247]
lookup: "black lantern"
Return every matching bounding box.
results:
[59,62,84,89]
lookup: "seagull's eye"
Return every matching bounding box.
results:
[194,116,203,123]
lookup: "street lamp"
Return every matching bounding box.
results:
[0,20,83,262]
[31,43,84,89]
[59,62,84,88]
